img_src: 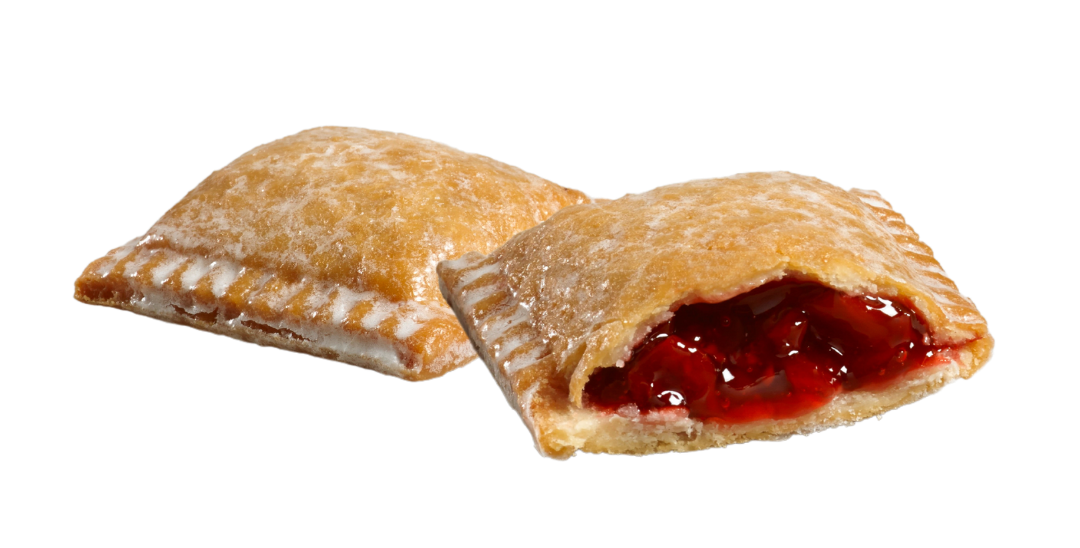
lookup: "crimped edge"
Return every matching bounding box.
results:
[73,237,475,384]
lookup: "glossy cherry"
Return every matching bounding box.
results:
[582,280,946,423]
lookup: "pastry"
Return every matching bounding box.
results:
[75,127,588,380]
[437,172,993,457]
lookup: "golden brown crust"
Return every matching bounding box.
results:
[438,172,993,455]
[75,127,588,380]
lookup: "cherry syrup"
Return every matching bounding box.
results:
[583,281,948,423]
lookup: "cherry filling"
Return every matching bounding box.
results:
[583,280,952,423]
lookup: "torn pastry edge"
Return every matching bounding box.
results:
[564,267,993,408]
[536,355,970,458]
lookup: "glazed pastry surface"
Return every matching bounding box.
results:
[76,127,588,380]
[438,172,992,456]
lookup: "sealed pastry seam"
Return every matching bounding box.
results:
[78,241,474,379]
[437,172,993,457]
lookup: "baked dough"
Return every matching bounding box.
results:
[438,172,993,457]
[75,127,588,380]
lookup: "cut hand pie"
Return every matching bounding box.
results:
[75,127,587,380]
[438,172,993,457]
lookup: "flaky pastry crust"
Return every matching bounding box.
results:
[438,172,992,456]
[75,127,587,380]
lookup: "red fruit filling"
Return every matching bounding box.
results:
[583,280,952,423]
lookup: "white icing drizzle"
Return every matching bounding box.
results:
[456,262,499,290]
[209,262,240,297]
[360,300,395,330]
[503,345,544,376]
[493,334,529,361]
[312,329,404,373]
[441,254,479,275]
[262,281,305,311]
[250,271,275,296]
[96,239,139,277]
[394,317,423,340]
[330,288,369,324]
[123,250,153,278]
[151,255,187,287]
[180,258,211,291]
[480,305,531,343]
[393,304,437,340]
[304,284,333,314]
[460,284,497,310]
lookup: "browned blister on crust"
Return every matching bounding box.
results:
[438,172,992,456]
[75,127,588,380]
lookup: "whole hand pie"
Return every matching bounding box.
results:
[75,127,588,380]
[437,172,993,457]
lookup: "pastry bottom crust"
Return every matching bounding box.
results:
[532,357,968,458]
